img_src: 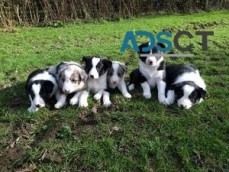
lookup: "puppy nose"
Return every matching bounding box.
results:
[64,89,70,94]
[90,74,94,78]
[148,60,153,65]
[180,105,186,109]
[112,81,117,84]
[36,104,41,108]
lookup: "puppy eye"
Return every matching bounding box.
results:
[96,63,103,70]
[71,78,78,83]
[118,73,122,77]
[62,78,65,82]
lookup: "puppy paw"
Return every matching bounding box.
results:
[159,98,172,106]
[123,93,132,98]
[103,101,112,108]
[79,100,88,108]
[27,107,37,113]
[70,97,78,105]
[54,102,64,109]
[143,93,151,99]
[159,99,168,105]
[94,93,102,100]
[166,99,174,105]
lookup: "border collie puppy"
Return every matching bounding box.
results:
[81,56,112,107]
[107,61,131,98]
[128,42,165,99]
[48,61,88,109]
[26,69,58,112]
[159,64,206,109]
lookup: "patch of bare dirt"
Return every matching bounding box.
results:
[31,122,63,147]
[39,149,62,164]
[0,147,26,171]
[6,95,26,108]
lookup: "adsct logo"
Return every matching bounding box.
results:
[120,31,214,57]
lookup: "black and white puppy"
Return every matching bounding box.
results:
[26,69,58,112]
[159,64,206,109]
[128,42,165,99]
[48,61,88,109]
[107,61,131,98]
[81,56,112,107]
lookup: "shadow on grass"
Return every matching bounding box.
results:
[0,82,59,113]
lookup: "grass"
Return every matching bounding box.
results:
[0,10,229,171]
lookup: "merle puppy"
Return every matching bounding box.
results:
[128,42,165,99]
[26,69,58,112]
[80,56,112,107]
[107,61,131,98]
[48,61,88,109]
[158,64,207,109]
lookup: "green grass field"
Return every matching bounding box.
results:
[0,10,229,171]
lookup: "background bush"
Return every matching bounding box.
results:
[0,0,228,28]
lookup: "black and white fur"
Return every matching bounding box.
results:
[128,42,165,99]
[158,64,206,109]
[107,61,131,98]
[48,61,88,109]
[81,56,112,107]
[26,69,58,112]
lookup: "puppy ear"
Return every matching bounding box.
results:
[56,61,65,70]
[157,42,166,48]
[171,81,196,90]
[171,82,183,90]
[139,56,147,63]
[120,63,128,72]
[79,70,88,81]
[25,81,32,92]
[44,81,54,93]
[138,42,150,54]
[82,56,91,63]
[102,59,112,69]
[56,71,62,81]
[56,62,68,76]
[138,44,144,54]
[198,87,207,99]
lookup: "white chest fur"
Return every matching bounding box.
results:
[87,73,107,93]
[139,61,164,88]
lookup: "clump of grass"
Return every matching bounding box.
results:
[56,125,72,140]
